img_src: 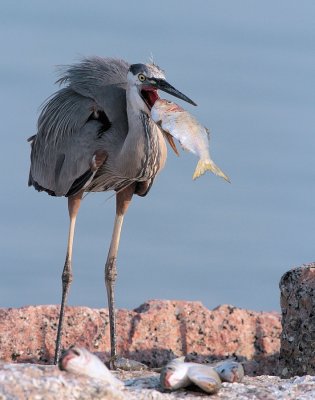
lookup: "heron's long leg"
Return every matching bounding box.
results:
[105,184,135,361]
[54,191,83,364]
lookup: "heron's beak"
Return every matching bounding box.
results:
[151,78,197,106]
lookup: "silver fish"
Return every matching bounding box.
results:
[160,357,191,390]
[151,99,230,182]
[160,357,221,394]
[214,359,244,383]
[59,346,123,388]
[187,365,221,394]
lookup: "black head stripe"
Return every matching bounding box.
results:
[129,63,146,75]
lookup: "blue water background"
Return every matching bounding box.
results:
[0,1,314,312]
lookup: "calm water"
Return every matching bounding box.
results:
[0,1,314,312]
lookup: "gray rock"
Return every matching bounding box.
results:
[2,363,315,399]
[0,363,125,400]
[279,263,315,377]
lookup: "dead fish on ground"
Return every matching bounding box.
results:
[160,357,221,394]
[59,346,123,388]
[213,359,244,383]
[151,99,230,182]
[160,357,191,391]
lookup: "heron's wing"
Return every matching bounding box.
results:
[29,57,130,196]
[57,57,129,123]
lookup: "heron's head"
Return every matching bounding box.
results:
[127,63,196,112]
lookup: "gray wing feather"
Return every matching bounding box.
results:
[37,87,95,146]
[29,57,130,196]
[57,57,129,122]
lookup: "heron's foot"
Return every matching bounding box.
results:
[108,355,148,371]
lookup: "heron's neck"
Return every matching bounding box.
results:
[115,87,150,175]
[116,85,164,179]
[124,85,151,147]
[127,84,150,113]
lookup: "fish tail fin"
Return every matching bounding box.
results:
[193,159,230,182]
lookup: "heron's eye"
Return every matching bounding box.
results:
[138,74,146,82]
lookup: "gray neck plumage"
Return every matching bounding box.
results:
[138,111,161,181]
[118,93,161,181]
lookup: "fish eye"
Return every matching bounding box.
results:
[138,73,146,82]
[71,348,80,356]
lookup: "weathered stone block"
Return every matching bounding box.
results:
[0,300,281,375]
[280,263,315,377]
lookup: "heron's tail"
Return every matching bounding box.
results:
[193,159,230,182]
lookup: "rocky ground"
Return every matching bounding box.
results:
[0,299,312,399]
[2,362,315,399]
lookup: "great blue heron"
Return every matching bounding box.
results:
[28,57,196,366]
